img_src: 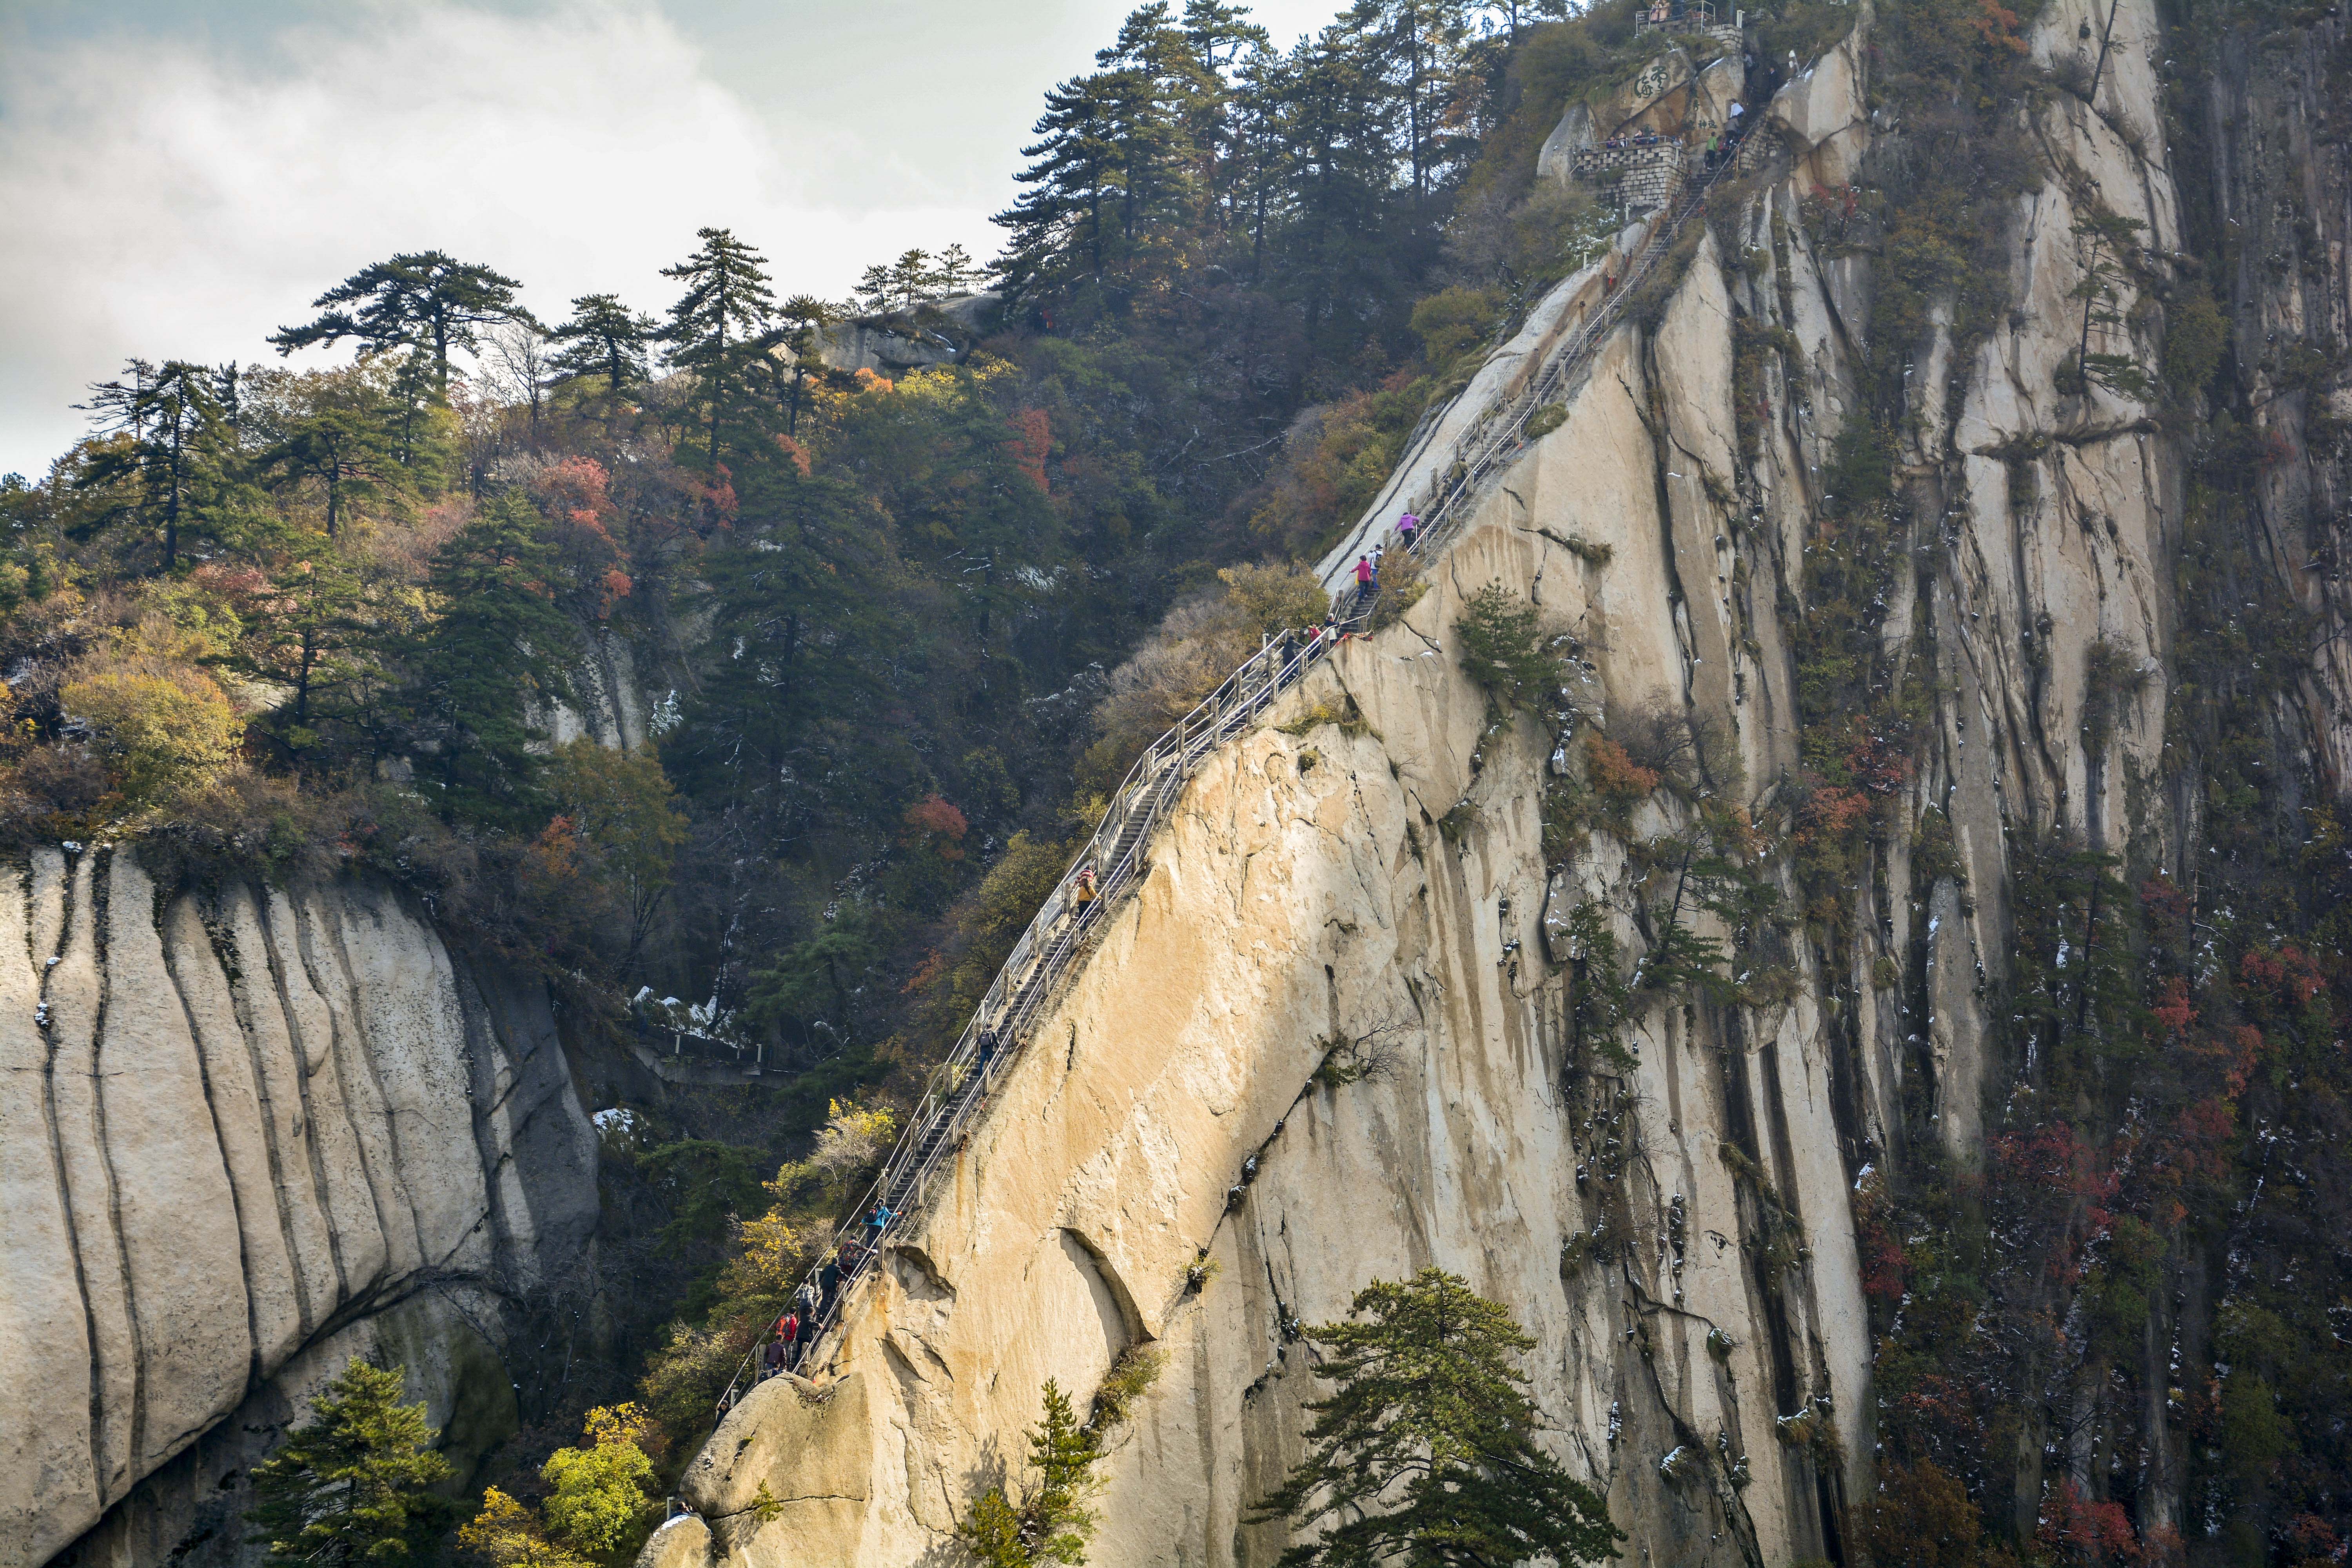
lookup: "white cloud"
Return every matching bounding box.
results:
[0,0,1001,476]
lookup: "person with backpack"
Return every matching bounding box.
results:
[866,1202,894,1243]
[1398,512,1419,550]
[1354,554,1374,607]
[818,1253,844,1309]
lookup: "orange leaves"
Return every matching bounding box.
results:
[1798,784,1872,844]
[902,794,970,861]
[773,433,813,476]
[528,455,638,618]
[1969,0,2028,55]
[599,569,635,616]
[1583,733,1661,803]
[900,947,947,996]
[1006,408,1051,494]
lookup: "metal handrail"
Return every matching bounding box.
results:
[710,134,1769,1422]
[1390,152,1744,571]
[712,620,1354,1416]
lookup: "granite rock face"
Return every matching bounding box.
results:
[5,851,598,1568]
[642,0,2267,1561]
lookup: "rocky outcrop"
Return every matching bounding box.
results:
[5,850,599,1568]
[670,513,1869,1568]
[650,0,2316,1557]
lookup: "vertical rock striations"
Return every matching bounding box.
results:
[4,851,599,1568]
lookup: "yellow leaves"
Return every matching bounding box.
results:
[810,1096,898,1181]
[461,1407,657,1566]
[582,1402,652,1449]
[458,1487,591,1568]
[719,1205,811,1299]
[542,1406,659,1555]
[58,655,243,809]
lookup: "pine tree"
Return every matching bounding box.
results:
[245,1358,454,1567]
[934,243,980,294]
[1278,29,1404,364]
[408,490,577,828]
[1178,0,1273,226]
[659,227,779,470]
[252,379,394,539]
[994,74,1124,305]
[549,294,659,396]
[662,451,898,831]
[954,1379,1103,1566]
[1249,1268,1624,1568]
[777,294,834,434]
[74,357,234,569]
[1346,0,1479,207]
[886,248,936,312]
[268,250,534,399]
[2066,208,2151,400]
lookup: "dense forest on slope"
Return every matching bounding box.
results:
[12,0,2352,1562]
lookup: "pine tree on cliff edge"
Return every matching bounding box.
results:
[1249,1267,1624,1568]
[246,1358,454,1566]
[956,1379,1103,1566]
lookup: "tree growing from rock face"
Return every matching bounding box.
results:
[1249,1267,1622,1568]
[1454,581,1560,714]
[458,1404,660,1567]
[245,1359,454,1566]
[956,1379,1103,1566]
[268,250,534,399]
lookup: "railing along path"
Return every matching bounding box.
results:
[713,133,1771,1420]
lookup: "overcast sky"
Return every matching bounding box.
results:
[0,0,1345,478]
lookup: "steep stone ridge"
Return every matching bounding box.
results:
[5,851,599,1568]
[671,515,1870,1568]
[647,0,2269,1557]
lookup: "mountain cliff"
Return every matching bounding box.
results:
[643,0,2352,1561]
[6,849,599,1568]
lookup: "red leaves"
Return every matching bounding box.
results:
[1846,722,1913,795]
[1993,1123,2112,1200]
[2240,943,2325,1007]
[902,794,969,861]
[773,433,813,477]
[2038,1479,2151,1568]
[1852,1168,1908,1303]
[2151,976,2197,1039]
